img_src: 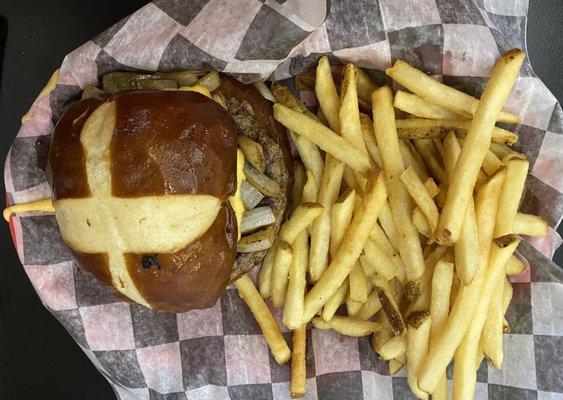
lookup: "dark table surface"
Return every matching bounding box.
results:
[0,1,561,398]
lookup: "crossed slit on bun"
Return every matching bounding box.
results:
[48,75,292,313]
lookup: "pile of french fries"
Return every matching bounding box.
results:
[234,49,548,399]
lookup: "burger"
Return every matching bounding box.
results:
[47,71,293,313]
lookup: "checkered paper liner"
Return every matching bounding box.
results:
[4,0,563,399]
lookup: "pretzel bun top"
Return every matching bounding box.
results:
[49,91,239,312]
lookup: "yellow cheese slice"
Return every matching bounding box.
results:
[3,198,55,221]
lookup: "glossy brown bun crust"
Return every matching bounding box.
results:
[48,77,292,312]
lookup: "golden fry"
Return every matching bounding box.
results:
[316,56,340,132]
[513,213,548,237]
[309,157,345,281]
[274,104,372,176]
[372,86,425,285]
[291,326,307,399]
[283,231,309,329]
[386,60,520,124]
[234,275,291,364]
[396,118,518,145]
[302,172,387,323]
[394,90,463,120]
[435,50,525,245]
[271,241,294,307]
[417,169,507,394]
[312,315,381,336]
[406,311,432,399]
[494,158,529,237]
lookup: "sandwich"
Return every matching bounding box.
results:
[47,72,292,312]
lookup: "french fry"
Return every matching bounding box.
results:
[372,86,425,291]
[502,278,513,316]
[342,168,364,194]
[379,334,407,360]
[292,162,306,211]
[372,275,406,336]
[271,82,307,113]
[443,131,479,285]
[348,262,369,304]
[369,223,407,283]
[405,246,449,315]
[271,241,294,307]
[234,274,291,364]
[435,50,525,245]
[424,178,440,198]
[394,90,463,120]
[482,150,504,176]
[356,288,383,320]
[317,108,329,126]
[271,82,325,184]
[259,247,275,298]
[361,238,398,280]
[372,311,394,353]
[302,172,388,323]
[400,140,431,182]
[412,207,432,238]
[346,298,364,317]
[443,131,461,182]
[386,60,520,124]
[316,56,341,133]
[505,254,526,275]
[404,246,453,315]
[291,326,307,399]
[312,315,381,336]
[389,354,407,375]
[433,138,444,157]
[360,114,384,169]
[455,198,479,286]
[369,223,396,257]
[494,158,529,237]
[413,139,447,184]
[406,311,432,399]
[302,171,319,203]
[340,64,368,154]
[330,189,356,256]
[400,166,440,233]
[238,136,265,173]
[378,200,400,251]
[396,119,518,145]
[279,202,324,244]
[481,276,505,369]
[513,212,548,237]
[452,236,519,400]
[429,259,454,400]
[309,158,345,281]
[273,104,372,176]
[489,141,524,160]
[417,169,506,393]
[321,279,349,322]
[292,134,325,185]
[283,231,309,329]
[356,67,378,104]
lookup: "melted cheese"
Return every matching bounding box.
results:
[229,149,246,240]
[3,198,55,221]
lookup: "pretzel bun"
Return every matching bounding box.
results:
[48,83,291,312]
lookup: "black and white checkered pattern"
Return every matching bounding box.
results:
[5,0,562,398]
